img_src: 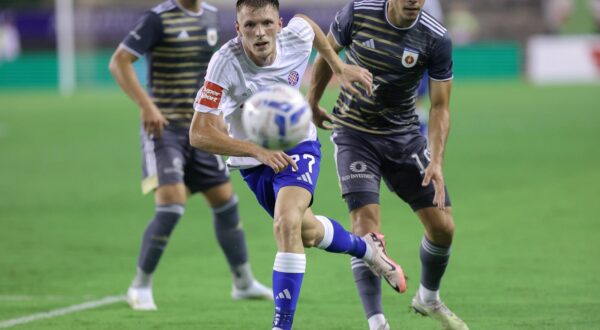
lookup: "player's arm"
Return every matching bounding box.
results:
[189,112,297,173]
[190,80,297,173]
[108,12,167,137]
[109,48,168,137]
[189,112,256,156]
[423,79,452,210]
[306,32,342,130]
[294,14,372,97]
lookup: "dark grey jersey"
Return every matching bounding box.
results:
[330,0,453,135]
[122,0,219,124]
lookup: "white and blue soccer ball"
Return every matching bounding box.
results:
[242,84,312,150]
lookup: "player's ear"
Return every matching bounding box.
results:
[277,17,283,32]
[235,20,241,37]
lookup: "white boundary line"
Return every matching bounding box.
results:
[0,295,87,302]
[0,295,126,329]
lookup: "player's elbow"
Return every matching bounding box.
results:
[108,55,121,77]
[108,50,131,76]
[189,130,216,154]
[430,104,450,115]
[188,131,206,150]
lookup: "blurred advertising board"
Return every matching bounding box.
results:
[528,35,600,84]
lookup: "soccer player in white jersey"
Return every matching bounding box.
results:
[189,1,407,329]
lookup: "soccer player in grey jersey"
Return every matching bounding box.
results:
[109,0,271,310]
[307,0,468,329]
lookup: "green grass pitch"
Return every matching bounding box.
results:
[1,81,600,329]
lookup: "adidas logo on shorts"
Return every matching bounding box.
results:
[296,172,313,185]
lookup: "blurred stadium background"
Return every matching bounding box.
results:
[1,0,599,329]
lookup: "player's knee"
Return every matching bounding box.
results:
[347,192,381,235]
[428,216,455,243]
[436,221,455,238]
[273,214,302,240]
[203,182,234,208]
[155,184,187,205]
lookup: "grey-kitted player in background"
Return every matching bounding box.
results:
[109,0,271,311]
[308,0,468,329]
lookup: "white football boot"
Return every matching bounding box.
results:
[231,280,273,300]
[368,313,390,330]
[126,286,157,311]
[412,294,468,330]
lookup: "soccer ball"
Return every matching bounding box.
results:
[242,84,312,150]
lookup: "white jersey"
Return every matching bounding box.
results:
[194,17,317,169]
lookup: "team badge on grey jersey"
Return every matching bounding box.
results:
[401,48,419,68]
[207,28,218,46]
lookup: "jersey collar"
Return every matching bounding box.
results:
[171,0,204,17]
[384,0,420,31]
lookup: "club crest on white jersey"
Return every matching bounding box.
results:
[288,71,300,86]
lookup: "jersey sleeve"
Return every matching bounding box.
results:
[121,11,163,58]
[283,17,316,47]
[428,34,453,81]
[329,1,354,47]
[194,51,233,115]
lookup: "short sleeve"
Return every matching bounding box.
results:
[283,17,315,46]
[194,51,233,115]
[428,35,453,81]
[121,11,163,57]
[329,1,354,47]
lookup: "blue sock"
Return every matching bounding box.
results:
[315,215,367,258]
[272,252,305,330]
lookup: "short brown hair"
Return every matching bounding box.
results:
[236,0,279,12]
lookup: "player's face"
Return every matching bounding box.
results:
[389,0,425,24]
[236,5,283,65]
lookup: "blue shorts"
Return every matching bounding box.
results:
[239,140,321,217]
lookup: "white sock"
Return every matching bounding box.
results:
[131,267,152,288]
[418,284,441,304]
[367,313,387,330]
[315,215,333,249]
[232,262,254,289]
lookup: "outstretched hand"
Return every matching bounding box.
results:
[338,63,373,97]
[255,148,298,173]
[422,162,446,210]
[311,104,334,130]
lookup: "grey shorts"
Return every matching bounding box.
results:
[140,123,229,194]
[331,127,451,211]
